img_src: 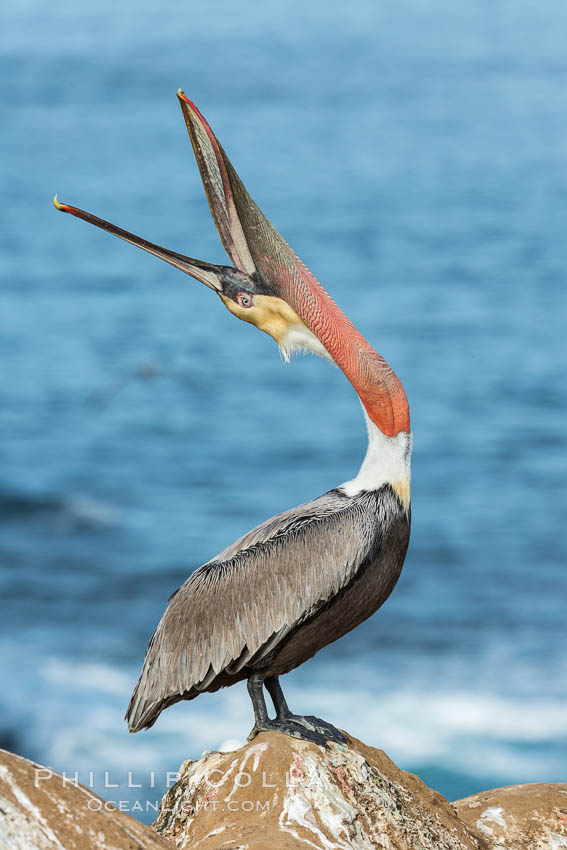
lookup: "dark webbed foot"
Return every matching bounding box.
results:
[247,717,329,746]
[285,714,346,744]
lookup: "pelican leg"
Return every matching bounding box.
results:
[264,675,346,745]
[247,673,270,726]
[264,676,290,718]
[247,673,328,746]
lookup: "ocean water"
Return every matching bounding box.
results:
[2,0,566,823]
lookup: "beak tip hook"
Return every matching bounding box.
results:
[176,89,194,110]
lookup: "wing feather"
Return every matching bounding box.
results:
[126,490,378,731]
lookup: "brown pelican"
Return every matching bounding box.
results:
[54,90,411,745]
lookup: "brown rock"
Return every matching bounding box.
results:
[2,734,564,850]
[0,748,172,850]
[455,782,567,849]
[154,730,485,850]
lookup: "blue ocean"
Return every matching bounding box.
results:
[2,0,566,823]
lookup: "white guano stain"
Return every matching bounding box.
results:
[480,805,506,826]
[278,751,374,850]
[0,766,67,850]
[224,743,268,803]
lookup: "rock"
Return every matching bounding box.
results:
[0,748,172,850]
[455,782,567,849]
[154,730,485,849]
[2,736,565,850]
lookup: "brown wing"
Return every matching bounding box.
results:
[126,489,380,731]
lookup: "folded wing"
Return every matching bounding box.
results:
[126,489,380,731]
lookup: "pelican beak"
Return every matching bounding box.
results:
[52,194,225,292]
[54,92,329,343]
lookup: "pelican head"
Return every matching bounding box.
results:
[55,90,409,436]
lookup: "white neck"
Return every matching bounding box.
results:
[340,407,412,502]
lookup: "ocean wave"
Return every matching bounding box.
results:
[42,659,132,696]
[0,487,118,529]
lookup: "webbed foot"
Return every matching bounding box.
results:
[286,714,346,743]
[247,717,329,746]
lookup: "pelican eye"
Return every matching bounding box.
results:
[236,292,254,309]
